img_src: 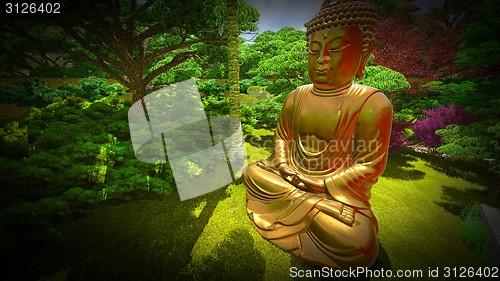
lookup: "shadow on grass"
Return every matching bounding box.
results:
[288,243,392,280]
[3,187,229,281]
[189,229,266,280]
[382,150,426,181]
[436,185,500,216]
[245,134,274,153]
[416,150,498,187]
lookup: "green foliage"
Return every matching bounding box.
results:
[239,76,269,94]
[240,103,256,136]
[202,93,230,117]
[249,96,283,129]
[61,76,128,101]
[240,27,307,81]
[356,65,411,93]
[264,78,297,97]
[391,93,439,122]
[424,80,476,106]
[456,203,494,265]
[0,80,68,107]
[436,120,499,172]
[0,77,127,108]
[0,94,173,206]
[424,78,499,118]
[151,58,203,85]
[456,2,500,71]
[30,61,108,78]
[197,79,228,97]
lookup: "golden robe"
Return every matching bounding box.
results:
[244,83,392,268]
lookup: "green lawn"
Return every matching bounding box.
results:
[7,130,499,281]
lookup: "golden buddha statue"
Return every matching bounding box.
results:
[243,0,392,268]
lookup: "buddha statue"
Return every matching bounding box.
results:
[243,0,392,268]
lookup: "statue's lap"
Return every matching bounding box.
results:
[244,162,378,267]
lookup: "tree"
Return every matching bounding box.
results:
[227,0,240,119]
[0,23,77,77]
[240,27,307,82]
[454,0,499,78]
[372,7,460,81]
[1,0,258,101]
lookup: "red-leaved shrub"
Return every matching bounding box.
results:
[413,104,476,148]
[390,121,413,149]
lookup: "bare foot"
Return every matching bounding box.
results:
[315,199,355,226]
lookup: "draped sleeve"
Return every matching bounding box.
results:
[268,89,296,167]
[324,91,393,210]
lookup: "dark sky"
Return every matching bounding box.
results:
[244,0,445,37]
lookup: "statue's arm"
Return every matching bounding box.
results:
[324,92,393,207]
[267,90,295,168]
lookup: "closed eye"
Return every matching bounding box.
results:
[308,49,319,55]
[330,44,351,52]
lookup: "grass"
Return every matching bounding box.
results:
[4,129,499,281]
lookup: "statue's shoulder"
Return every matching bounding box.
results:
[351,83,382,96]
[353,84,392,121]
[283,84,313,103]
[292,84,314,97]
[296,84,314,92]
[352,84,391,107]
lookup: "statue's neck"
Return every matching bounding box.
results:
[312,82,353,97]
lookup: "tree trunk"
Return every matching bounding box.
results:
[227,0,240,119]
[132,86,147,103]
[226,0,243,183]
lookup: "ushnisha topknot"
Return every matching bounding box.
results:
[306,0,379,54]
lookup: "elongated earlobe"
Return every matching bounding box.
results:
[356,43,374,79]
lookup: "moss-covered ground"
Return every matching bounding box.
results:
[5,129,499,281]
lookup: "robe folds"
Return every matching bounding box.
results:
[244,83,392,268]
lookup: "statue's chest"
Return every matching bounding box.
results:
[296,95,346,140]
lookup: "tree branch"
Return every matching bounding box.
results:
[143,52,195,85]
[132,23,167,47]
[57,21,125,71]
[143,38,223,64]
[450,1,474,27]
[105,0,122,29]
[79,56,131,88]
[126,0,154,29]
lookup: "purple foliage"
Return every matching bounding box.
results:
[390,121,413,149]
[413,104,476,148]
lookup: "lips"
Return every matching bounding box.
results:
[316,68,328,74]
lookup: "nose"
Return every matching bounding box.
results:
[317,54,331,64]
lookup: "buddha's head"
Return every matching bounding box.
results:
[306,0,378,90]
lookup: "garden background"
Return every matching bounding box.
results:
[0,0,498,280]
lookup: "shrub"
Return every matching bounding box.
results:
[0,80,68,107]
[75,76,127,101]
[413,104,476,148]
[0,83,31,105]
[249,97,283,129]
[390,120,413,149]
[240,103,255,136]
[239,76,269,94]
[197,79,228,97]
[202,92,230,116]
[391,93,438,121]
[264,79,296,97]
[423,80,476,106]
[436,120,499,172]
[356,65,410,93]
[456,204,494,265]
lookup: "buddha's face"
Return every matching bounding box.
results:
[308,26,366,91]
